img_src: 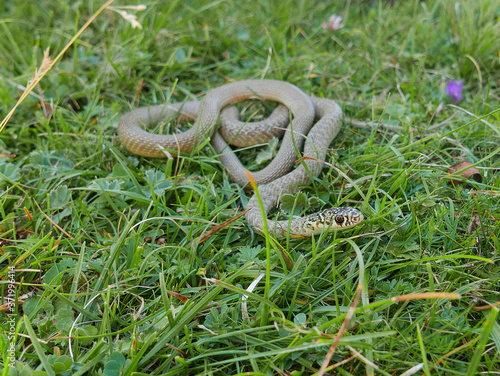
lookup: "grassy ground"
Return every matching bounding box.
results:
[1,0,499,374]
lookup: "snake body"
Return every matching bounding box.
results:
[118,79,363,237]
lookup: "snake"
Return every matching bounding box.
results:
[118,79,364,237]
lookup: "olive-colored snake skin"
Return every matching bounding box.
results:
[118,79,363,237]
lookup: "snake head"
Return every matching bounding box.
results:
[320,207,364,230]
[286,207,364,237]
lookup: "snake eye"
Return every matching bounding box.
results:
[335,215,344,225]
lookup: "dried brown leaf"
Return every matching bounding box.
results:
[166,290,189,303]
[468,215,481,235]
[447,161,482,185]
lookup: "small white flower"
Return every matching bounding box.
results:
[323,14,344,31]
[108,5,146,29]
[115,9,142,29]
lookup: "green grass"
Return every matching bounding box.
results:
[1,0,500,374]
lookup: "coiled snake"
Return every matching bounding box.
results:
[118,79,363,237]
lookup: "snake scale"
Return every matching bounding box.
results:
[118,79,363,237]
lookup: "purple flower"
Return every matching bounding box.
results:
[445,79,464,102]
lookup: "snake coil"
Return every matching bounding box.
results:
[118,79,363,237]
